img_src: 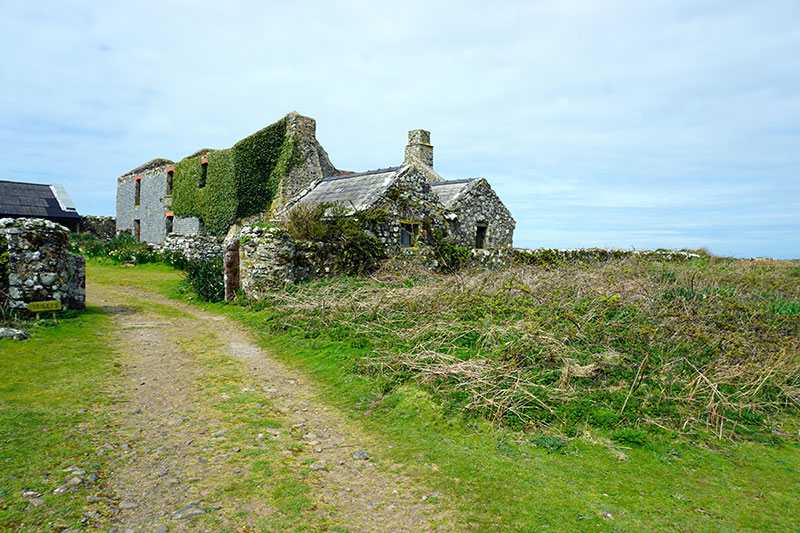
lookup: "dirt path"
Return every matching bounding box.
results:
[88,280,455,532]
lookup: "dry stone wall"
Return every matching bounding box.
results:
[0,218,85,311]
[79,215,116,241]
[234,225,342,298]
[162,234,223,263]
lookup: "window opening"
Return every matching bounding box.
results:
[134,176,141,206]
[166,168,174,195]
[400,223,418,247]
[198,218,206,236]
[475,224,487,249]
[134,219,141,241]
[199,157,208,188]
[165,215,174,235]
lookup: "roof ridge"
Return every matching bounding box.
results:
[322,166,401,181]
[430,178,479,186]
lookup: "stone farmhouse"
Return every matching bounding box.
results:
[116,112,514,259]
[275,129,514,252]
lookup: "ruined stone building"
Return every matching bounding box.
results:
[116,112,514,253]
[275,129,514,251]
[116,112,338,244]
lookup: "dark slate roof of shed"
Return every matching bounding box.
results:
[288,167,403,213]
[430,178,479,207]
[0,180,80,220]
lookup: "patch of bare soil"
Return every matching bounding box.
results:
[88,281,456,532]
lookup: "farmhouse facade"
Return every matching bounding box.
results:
[116,112,338,244]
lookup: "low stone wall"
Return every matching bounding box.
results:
[162,234,223,263]
[234,225,343,298]
[79,215,116,241]
[0,218,86,311]
[512,248,700,265]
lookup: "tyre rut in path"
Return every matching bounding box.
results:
[91,282,456,532]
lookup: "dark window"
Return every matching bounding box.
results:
[134,219,141,241]
[134,178,141,206]
[400,223,418,247]
[199,160,208,188]
[165,215,174,235]
[475,224,487,249]
[198,218,206,236]
[166,170,173,195]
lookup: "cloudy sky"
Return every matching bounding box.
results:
[1,0,798,258]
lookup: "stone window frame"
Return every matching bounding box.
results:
[199,156,208,188]
[475,222,488,249]
[165,211,174,236]
[400,220,420,247]
[134,175,142,206]
[166,166,174,196]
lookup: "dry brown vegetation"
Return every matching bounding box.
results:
[245,255,800,441]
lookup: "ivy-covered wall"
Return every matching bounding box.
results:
[170,118,295,236]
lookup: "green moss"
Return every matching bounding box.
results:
[0,235,8,292]
[171,116,303,236]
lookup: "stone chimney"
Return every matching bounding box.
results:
[404,129,433,168]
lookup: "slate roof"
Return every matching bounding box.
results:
[0,180,80,221]
[430,178,479,208]
[286,167,403,214]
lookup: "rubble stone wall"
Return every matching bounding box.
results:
[162,234,224,263]
[79,215,117,241]
[0,218,86,311]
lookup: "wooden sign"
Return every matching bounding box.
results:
[26,300,62,312]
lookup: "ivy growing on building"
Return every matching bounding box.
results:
[171,117,301,236]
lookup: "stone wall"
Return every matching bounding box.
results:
[231,225,343,299]
[512,248,700,264]
[79,215,116,241]
[0,218,85,311]
[271,112,341,211]
[162,234,224,263]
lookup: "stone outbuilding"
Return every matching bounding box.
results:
[0,180,81,232]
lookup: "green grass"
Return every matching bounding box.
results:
[0,306,117,531]
[86,258,800,531]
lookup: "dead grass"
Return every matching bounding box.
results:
[249,255,800,440]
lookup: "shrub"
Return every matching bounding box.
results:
[70,233,161,264]
[284,202,385,276]
[184,258,224,302]
[612,427,649,447]
[533,435,568,453]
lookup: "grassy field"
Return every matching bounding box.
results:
[0,306,118,530]
[191,254,799,531]
[2,256,799,531]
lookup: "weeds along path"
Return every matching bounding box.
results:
[89,279,455,532]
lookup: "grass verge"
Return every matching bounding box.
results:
[0,307,116,531]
